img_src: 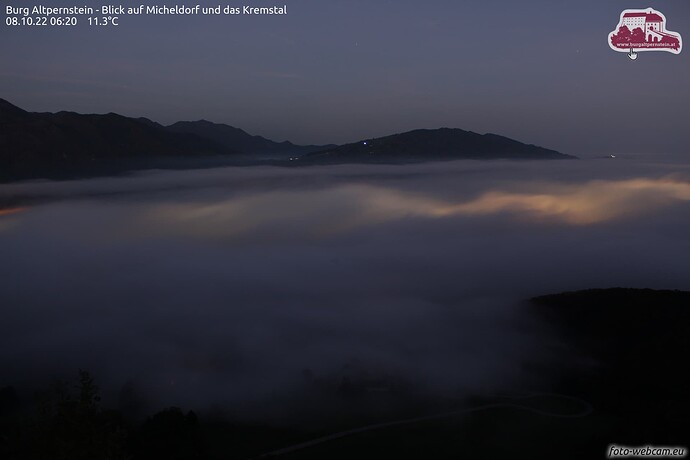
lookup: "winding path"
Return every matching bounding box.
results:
[253,392,593,459]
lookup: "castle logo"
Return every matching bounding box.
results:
[609,8,682,57]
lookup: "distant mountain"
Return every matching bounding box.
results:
[0,99,575,181]
[167,120,334,158]
[0,98,31,124]
[0,99,231,179]
[302,128,574,163]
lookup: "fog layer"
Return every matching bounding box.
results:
[2,158,690,422]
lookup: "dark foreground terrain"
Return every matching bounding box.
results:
[1,288,687,459]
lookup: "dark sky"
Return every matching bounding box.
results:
[2,0,689,155]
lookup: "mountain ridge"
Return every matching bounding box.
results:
[0,99,575,181]
[167,119,334,157]
[302,127,575,163]
[0,99,233,179]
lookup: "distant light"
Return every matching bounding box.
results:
[363,141,367,145]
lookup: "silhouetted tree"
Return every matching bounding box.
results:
[14,370,127,460]
[130,407,206,460]
[117,382,146,422]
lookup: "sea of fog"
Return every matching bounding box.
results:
[2,157,690,424]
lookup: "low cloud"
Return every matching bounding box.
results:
[2,159,690,423]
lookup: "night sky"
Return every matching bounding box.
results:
[2,0,689,155]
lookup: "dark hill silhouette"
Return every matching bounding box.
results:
[0,98,32,124]
[531,288,690,446]
[1,100,574,181]
[303,128,575,163]
[0,99,231,179]
[168,120,334,157]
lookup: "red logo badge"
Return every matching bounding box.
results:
[609,8,682,58]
